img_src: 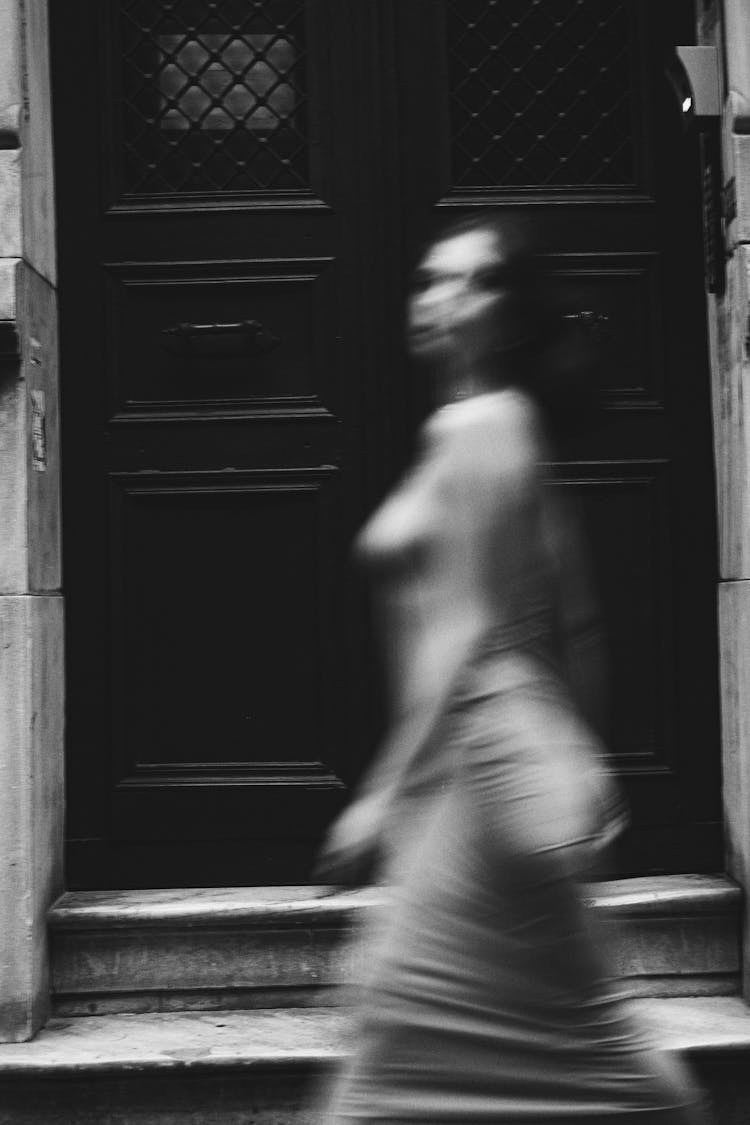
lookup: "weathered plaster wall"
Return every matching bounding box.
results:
[0,0,63,1043]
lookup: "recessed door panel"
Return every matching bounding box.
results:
[110,469,337,780]
[105,260,338,418]
[548,464,675,771]
[543,254,664,407]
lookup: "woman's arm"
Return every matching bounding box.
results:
[315,421,456,883]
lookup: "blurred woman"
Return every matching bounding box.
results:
[317,214,707,1124]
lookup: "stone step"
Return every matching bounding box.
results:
[592,874,741,997]
[0,1007,338,1125]
[0,999,749,1123]
[48,876,741,1016]
[49,886,378,1016]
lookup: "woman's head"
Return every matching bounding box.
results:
[407,212,600,438]
[407,213,540,372]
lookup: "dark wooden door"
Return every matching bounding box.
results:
[53,0,720,889]
[394,0,721,874]
[53,0,385,887]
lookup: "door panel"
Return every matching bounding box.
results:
[543,253,665,406]
[53,0,720,887]
[110,470,337,772]
[104,259,338,418]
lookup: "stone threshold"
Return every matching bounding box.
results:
[589,874,742,915]
[0,999,749,1076]
[48,885,382,931]
[50,875,740,929]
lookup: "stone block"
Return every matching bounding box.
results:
[19,0,56,286]
[0,594,64,1042]
[719,579,750,1001]
[705,246,750,579]
[598,913,739,996]
[0,257,18,319]
[723,0,750,112]
[18,261,60,593]
[0,149,21,258]
[52,925,350,1017]
[728,129,750,248]
[0,375,26,594]
[0,2,20,141]
[0,264,60,595]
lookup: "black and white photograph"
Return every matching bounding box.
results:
[0,2,748,1122]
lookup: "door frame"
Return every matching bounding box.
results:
[2,0,750,1041]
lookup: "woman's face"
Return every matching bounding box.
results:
[407,227,522,365]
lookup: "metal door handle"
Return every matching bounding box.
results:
[161,319,281,358]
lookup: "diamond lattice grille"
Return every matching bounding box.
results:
[120,0,309,196]
[448,0,636,189]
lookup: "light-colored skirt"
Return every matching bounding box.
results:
[321,636,708,1124]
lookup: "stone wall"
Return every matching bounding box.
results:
[699,0,750,1001]
[0,0,64,1043]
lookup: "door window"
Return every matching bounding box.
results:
[447,0,637,188]
[120,0,308,194]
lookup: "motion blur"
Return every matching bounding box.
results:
[315,215,708,1125]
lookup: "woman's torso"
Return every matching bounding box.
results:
[356,389,558,729]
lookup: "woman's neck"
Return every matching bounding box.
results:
[433,360,508,407]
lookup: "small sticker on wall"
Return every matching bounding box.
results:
[31,390,46,472]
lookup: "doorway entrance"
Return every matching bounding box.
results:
[51,0,720,888]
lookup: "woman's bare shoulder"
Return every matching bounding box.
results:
[424,390,543,477]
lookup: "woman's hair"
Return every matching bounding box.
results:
[420,211,602,441]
